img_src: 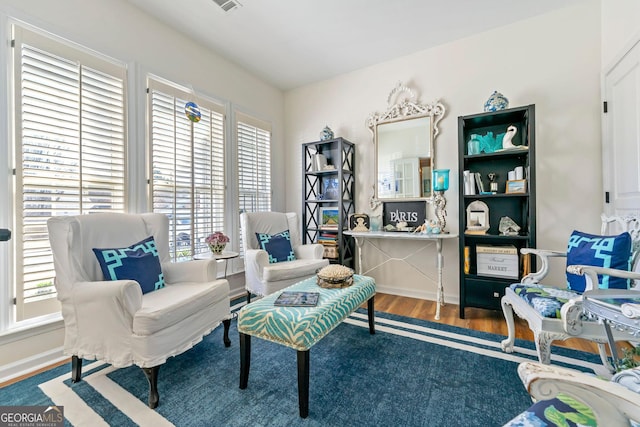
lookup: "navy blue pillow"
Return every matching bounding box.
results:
[93,236,165,294]
[566,230,632,292]
[256,230,296,264]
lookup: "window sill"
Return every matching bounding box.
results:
[0,314,64,346]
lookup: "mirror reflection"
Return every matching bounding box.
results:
[376,116,432,199]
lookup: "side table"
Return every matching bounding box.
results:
[193,250,239,278]
[583,289,640,371]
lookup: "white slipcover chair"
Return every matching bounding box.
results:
[47,212,231,408]
[240,211,329,301]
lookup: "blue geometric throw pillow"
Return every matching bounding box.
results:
[93,236,165,294]
[566,230,632,292]
[255,230,296,264]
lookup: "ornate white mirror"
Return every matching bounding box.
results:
[367,82,446,203]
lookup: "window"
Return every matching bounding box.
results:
[147,78,226,261]
[12,25,127,321]
[237,112,271,214]
[237,112,271,254]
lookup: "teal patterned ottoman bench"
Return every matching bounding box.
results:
[238,274,376,418]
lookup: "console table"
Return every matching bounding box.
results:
[344,230,458,320]
[583,289,640,372]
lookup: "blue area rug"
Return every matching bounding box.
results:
[0,299,601,427]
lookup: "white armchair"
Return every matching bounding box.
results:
[501,214,640,370]
[504,362,640,426]
[47,213,231,408]
[240,211,329,302]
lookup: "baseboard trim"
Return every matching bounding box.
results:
[374,284,455,305]
[0,347,67,385]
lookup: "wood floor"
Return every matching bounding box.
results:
[1,292,601,389]
[374,292,600,354]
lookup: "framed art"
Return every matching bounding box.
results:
[506,179,527,194]
[382,201,426,231]
[320,207,340,229]
[323,177,340,200]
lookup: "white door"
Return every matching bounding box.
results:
[603,38,640,215]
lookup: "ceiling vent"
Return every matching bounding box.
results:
[212,0,242,12]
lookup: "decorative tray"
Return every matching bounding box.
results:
[316,264,354,289]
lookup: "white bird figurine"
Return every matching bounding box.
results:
[502,125,517,149]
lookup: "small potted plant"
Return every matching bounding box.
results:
[205,231,229,254]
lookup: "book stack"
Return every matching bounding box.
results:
[463,170,476,195]
[463,170,494,195]
[318,231,338,259]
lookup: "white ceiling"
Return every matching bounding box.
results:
[124,0,583,91]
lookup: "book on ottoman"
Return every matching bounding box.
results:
[274,291,319,307]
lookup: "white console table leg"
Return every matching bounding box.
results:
[435,239,444,320]
[354,236,364,275]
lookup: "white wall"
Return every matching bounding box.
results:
[0,0,284,378]
[284,1,603,303]
[601,0,640,69]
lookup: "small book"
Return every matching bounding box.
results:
[274,291,320,307]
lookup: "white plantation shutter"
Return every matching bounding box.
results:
[236,112,271,255]
[13,26,126,321]
[237,112,271,214]
[148,78,225,261]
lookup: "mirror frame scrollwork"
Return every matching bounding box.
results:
[367,82,446,209]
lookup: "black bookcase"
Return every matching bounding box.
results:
[302,137,355,267]
[458,105,536,318]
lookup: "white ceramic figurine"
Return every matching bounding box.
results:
[502,125,518,149]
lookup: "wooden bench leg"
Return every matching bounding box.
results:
[368,296,375,334]
[297,350,310,418]
[239,333,251,389]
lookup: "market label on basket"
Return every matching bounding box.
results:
[184,101,201,122]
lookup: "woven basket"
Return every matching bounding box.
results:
[208,243,226,254]
[316,265,354,289]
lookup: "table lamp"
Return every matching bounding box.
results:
[432,169,449,231]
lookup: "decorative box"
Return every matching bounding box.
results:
[476,245,519,279]
[322,245,339,259]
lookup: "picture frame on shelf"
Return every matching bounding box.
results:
[465,200,490,235]
[506,179,527,194]
[320,207,340,230]
[323,177,340,200]
[348,213,370,232]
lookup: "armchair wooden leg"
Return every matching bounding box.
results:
[246,291,252,304]
[500,298,516,354]
[71,355,82,382]
[223,318,231,347]
[533,331,553,365]
[142,366,160,409]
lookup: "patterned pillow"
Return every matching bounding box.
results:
[566,230,632,292]
[256,230,296,263]
[504,393,595,426]
[93,236,165,294]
